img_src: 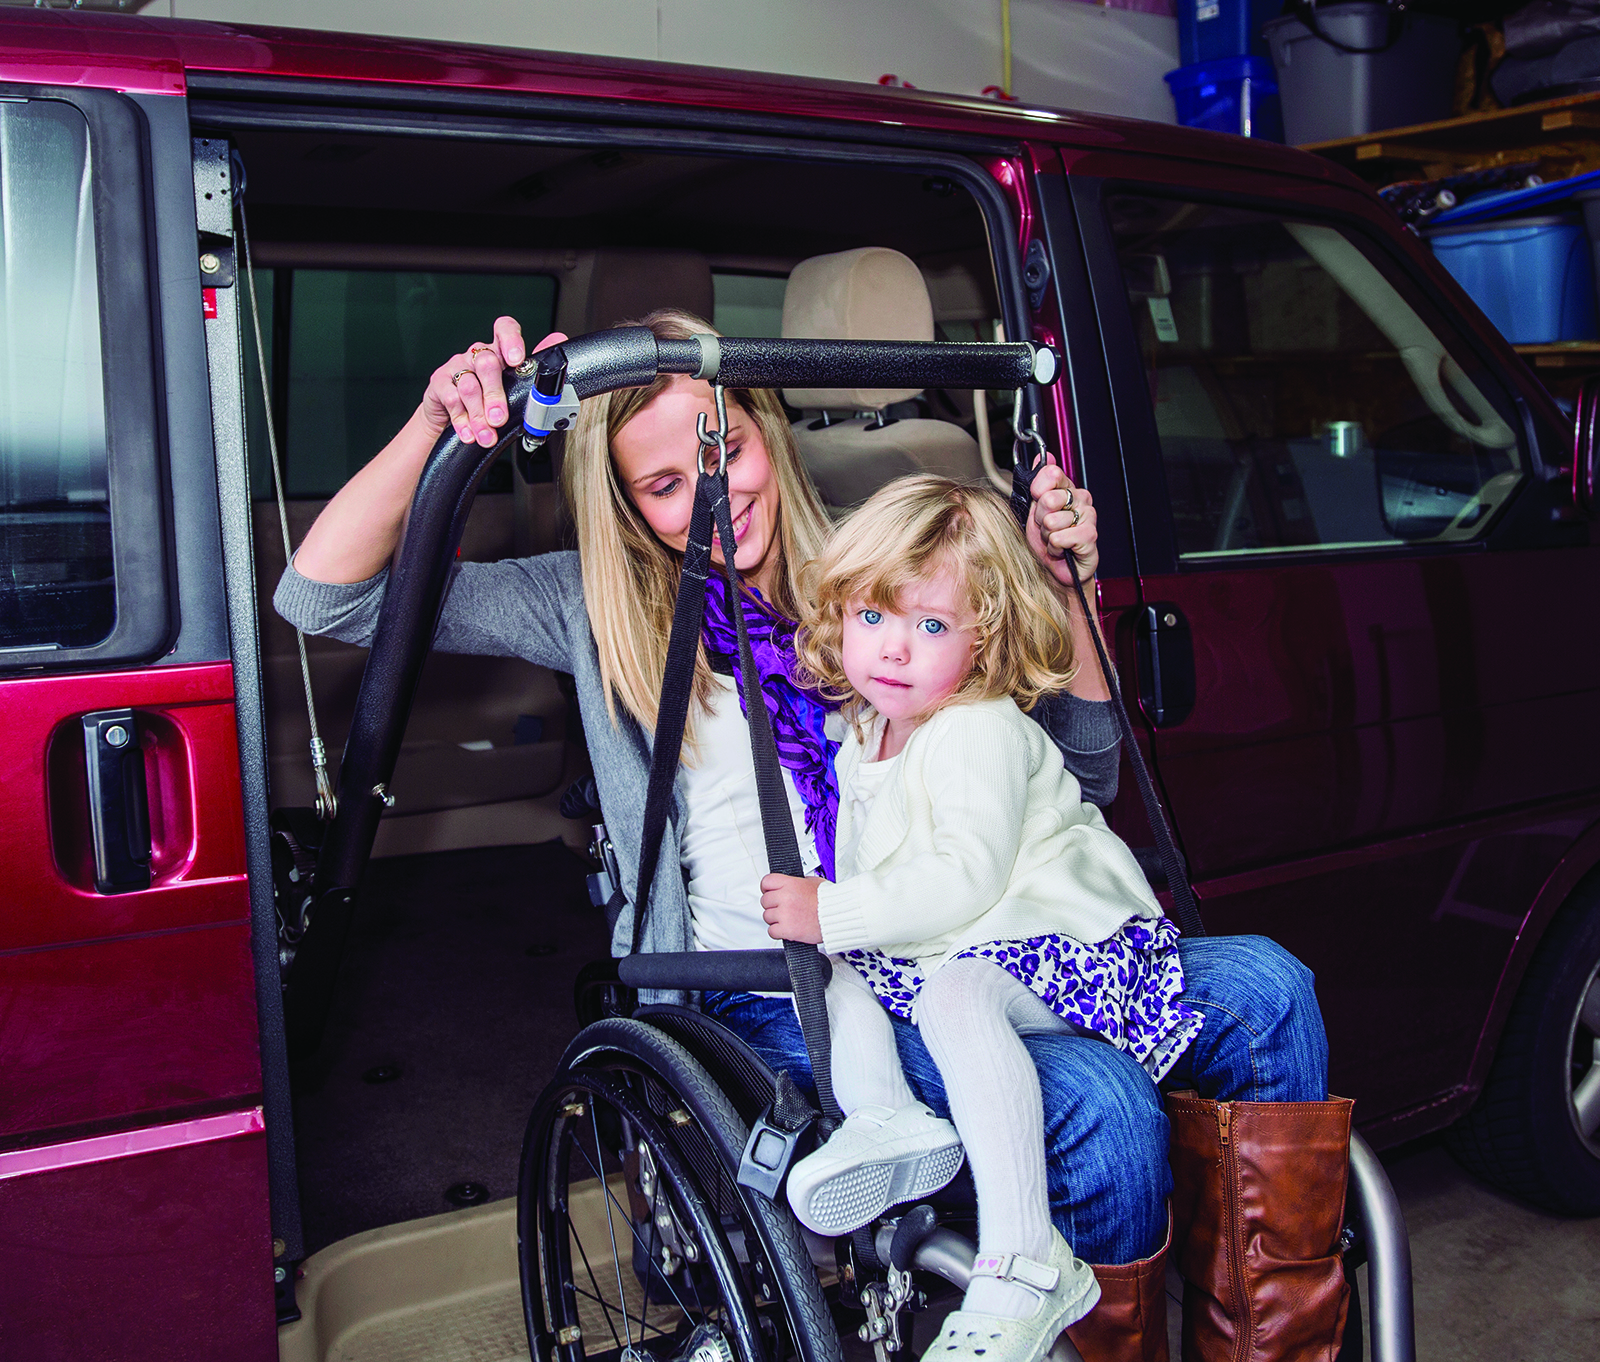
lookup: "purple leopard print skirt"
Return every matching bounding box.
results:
[842,917,1204,1082]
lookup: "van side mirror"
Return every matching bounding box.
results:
[1576,375,1600,517]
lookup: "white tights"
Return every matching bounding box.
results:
[822,958,1074,1316]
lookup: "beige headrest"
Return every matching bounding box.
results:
[583,250,714,332]
[781,248,933,410]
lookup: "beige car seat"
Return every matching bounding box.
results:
[782,247,986,511]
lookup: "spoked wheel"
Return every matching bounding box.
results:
[519,1018,840,1362]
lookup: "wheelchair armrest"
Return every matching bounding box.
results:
[618,950,831,994]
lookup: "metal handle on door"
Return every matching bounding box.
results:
[1135,604,1196,728]
[81,709,151,894]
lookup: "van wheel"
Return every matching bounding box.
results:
[1446,884,1600,1214]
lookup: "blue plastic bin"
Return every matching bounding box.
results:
[1165,56,1284,141]
[1426,214,1599,345]
[1179,0,1282,64]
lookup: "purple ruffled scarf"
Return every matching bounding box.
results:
[700,573,840,880]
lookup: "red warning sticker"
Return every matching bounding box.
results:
[203,287,218,320]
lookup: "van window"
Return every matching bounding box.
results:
[1107,194,1523,561]
[0,100,113,651]
[712,271,788,339]
[246,269,557,499]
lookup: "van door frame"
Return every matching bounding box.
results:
[184,73,1050,1264]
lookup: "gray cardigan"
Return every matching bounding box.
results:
[275,551,1120,963]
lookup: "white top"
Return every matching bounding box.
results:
[836,724,902,876]
[817,697,1162,971]
[681,674,820,954]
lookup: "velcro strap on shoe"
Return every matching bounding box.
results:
[970,1252,1060,1292]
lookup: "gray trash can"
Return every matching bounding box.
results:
[1264,2,1460,145]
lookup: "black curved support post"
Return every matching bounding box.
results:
[285,329,1057,1055]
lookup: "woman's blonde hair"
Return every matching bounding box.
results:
[563,308,832,731]
[794,475,1077,731]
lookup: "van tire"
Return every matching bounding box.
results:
[1445,883,1600,1215]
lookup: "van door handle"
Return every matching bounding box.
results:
[1135,604,1196,728]
[82,709,151,894]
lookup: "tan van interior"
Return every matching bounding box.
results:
[219,122,1016,1351]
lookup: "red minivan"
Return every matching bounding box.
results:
[1,8,1597,1360]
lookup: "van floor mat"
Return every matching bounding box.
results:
[278,1199,528,1362]
[291,839,611,1256]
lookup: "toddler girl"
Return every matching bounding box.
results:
[758,475,1203,1362]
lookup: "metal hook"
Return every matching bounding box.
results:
[696,385,730,476]
[1012,389,1045,469]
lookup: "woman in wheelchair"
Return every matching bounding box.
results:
[757,475,1204,1362]
[278,309,1348,1362]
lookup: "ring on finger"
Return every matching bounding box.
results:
[469,344,494,358]
[1063,485,1075,509]
[449,368,470,386]
[1070,506,1083,528]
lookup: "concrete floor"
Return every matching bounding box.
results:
[1370,1137,1600,1362]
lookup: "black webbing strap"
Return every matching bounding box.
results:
[707,481,845,1129]
[630,473,718,955]
[1010,454,1206,939]
[628,464,844,1129]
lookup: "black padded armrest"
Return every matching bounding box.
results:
[618,950,831,994]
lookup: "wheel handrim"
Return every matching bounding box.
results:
[1566,962,1600,1156]
[530,1070,788,1362]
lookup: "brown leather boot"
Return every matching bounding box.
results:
[1064,1213,1172,1362]
[1164,1093,1353,1362]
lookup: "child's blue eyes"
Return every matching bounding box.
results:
[857,609,949,635]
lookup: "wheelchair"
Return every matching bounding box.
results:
[515,950,1417,1362]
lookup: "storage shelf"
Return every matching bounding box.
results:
[1512,342,1600,369]
[1303,90,1600,184]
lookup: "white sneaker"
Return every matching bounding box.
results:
[930,1230,1101,1362]
[784,1103,965,1235]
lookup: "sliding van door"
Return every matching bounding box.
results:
[0,90,277,1359]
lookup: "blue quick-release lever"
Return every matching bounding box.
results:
[523,354,581,449]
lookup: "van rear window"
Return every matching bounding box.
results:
[245,269,558,499]
[0,100,114,652]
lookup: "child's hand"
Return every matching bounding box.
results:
[760,874,823,944]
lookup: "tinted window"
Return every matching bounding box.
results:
[0,101,113,651]
[1108,194,1523,561]
[247,269,557,499]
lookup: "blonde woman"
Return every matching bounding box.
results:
[277,310,1335,1360]
[765,478,1202,1362]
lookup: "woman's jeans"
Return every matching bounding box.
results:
[702,934,1328,1266]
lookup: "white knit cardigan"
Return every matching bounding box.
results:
[815,697,1163,972]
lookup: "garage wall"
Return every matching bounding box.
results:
[165,0,1181,124]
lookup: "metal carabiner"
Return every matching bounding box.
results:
[695,384,730,476]
[1012,388,1046,470]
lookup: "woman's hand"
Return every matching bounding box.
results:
[1026,464,1098,588]
[294,320,567,584]
[421,318,568,447]
[760,874,823,944]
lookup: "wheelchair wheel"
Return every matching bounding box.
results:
[519,1018,840,1362]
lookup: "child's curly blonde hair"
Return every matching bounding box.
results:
[794,475,1078,731]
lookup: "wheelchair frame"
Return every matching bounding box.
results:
[525,968,1416,1362]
